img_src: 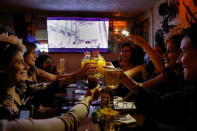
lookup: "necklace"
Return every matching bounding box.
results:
[7,87,22,106]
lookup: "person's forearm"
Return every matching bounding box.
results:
[37,68,58,82]
[59,70,83,81]
[121,75,140,95]
[2,117,65,131]
[57,99,90,130]
[124,65,146,79]
[56,73,68,79]
[141,73,165,89]
[72,70,85,80]
[142,44,164,73]
[58,74,76,87]
[83,96,93,107]
[126,82,141,95]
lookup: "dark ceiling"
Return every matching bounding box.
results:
[0,0,158,18]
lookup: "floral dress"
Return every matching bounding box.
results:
[0,95,19,120]
[0,84,34,120]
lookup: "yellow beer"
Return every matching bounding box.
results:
[104,68,121,89]
[81,58,90,68]
[98,59,106,76]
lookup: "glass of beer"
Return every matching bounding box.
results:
[98,58,106,76]
[104,68,121,89]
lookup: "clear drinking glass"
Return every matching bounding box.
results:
[104,68,121,90]
[65,86,75,105]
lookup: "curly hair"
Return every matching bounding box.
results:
[120,42,136,65]
[0,41,23,69]
[0,41,24,100]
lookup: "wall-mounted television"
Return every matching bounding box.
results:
[47,17,109,52]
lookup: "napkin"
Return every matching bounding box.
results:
[113,101,136,109]
[117,114,137,124]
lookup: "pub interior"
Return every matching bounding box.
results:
[0,0,197,131]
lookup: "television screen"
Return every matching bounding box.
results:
[47,17,109,52]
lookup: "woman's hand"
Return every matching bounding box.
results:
[88,77,98,89]
[56,64,65,75]
[2,99,19,115]
[105,62,114,67]
[130,35,148,47]
[85,84,102,104]
[59,63,91,87]
[75,62,90,79]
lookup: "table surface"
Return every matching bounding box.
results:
[77,113,144,131]
[64,83,144,130]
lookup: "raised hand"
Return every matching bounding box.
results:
[130,35,148,47]
[88,77,98,89]
[79,62,90,79]
[84,84,102,106]
[56,64,65,75]
[86,84,102,101]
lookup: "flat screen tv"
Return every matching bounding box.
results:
[47,17,109,52]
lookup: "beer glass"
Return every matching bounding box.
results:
[104,68,121,89]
